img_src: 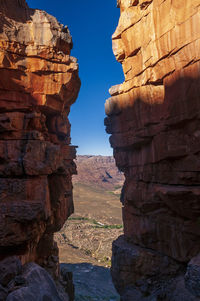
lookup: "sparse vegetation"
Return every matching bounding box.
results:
[61,233,67,240]
[114,185,122,190]
[108,191,121,197]
[55,181,123,301]
[84,249,92,256]
[68,215,123,230]
[93,224,123,229]
[68,217,89,221]
[102,256,112,267]
[108,191,115,195]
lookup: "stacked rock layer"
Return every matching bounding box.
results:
[0,0,80,300]
[105,0,200,300]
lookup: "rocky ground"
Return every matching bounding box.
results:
[55,179,123,301]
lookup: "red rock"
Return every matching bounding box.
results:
[6,263,70,301]
[0,1,80,294]
[106,0,200,299]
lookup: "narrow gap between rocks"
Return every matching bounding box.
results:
[54,155,124,301]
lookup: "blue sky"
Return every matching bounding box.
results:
[27,0,124,155]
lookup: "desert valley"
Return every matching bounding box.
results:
[55,155,124,300]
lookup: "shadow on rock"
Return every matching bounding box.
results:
[61,263,120,301]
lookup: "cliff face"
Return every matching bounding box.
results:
[0,0,80,299]
[73,155,124,190]
[105,0,200,300]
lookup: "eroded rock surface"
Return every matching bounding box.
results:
[105,0,200,300]
[6,263,69,301]
[0,0,80,299]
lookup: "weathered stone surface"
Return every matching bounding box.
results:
[112,237,200,300]
[105,0,200,299]
[0,285,8,300]
[185,254,200,298]
[0,0,80,300]
[6,263,69,301]
[0,257,22,287]
[111,236,180,296]
[60,265,74,301]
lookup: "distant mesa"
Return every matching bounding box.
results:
[73,155,124,191]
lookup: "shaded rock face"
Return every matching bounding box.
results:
[0,0,80,299]
[6,262,70,301]
[105,0,200,299]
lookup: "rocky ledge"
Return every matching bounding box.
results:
[105,0,200,300]
[0,0,80,300]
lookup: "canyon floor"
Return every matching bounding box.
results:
[55,156,124,301]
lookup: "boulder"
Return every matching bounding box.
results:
[6,263,69,301]
[185,254,200,297]
[0,257,22,287]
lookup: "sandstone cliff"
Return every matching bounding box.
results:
[105,0,200,300]
[0,0,80,299]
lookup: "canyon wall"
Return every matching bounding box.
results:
[0,0,80,300]
[73,155,124,190]
[105,0,200,300]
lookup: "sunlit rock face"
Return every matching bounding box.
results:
[105,0,200,299]
[0,0,80,298]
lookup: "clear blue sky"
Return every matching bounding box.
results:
[26,0,124,155]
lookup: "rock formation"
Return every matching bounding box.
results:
[0,0,80,299]
[73,155,124,190]
[105,0,200,300]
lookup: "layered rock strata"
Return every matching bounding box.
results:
[73,155,124,190]
[105,0,200,300]
[0,0,80,299]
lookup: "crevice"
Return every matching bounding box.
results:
[4,47,72,66]
[32,70,66,76]
[183,58,200,68]
[140,0,153,10]
[127,47,141,58]
[112,11,150,40]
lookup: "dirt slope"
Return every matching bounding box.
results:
[73,155,124,191]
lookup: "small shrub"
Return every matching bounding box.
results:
[84,249,92,256]
[68,216,89,221]
[93,224,123,230]
[114,185,122,190]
